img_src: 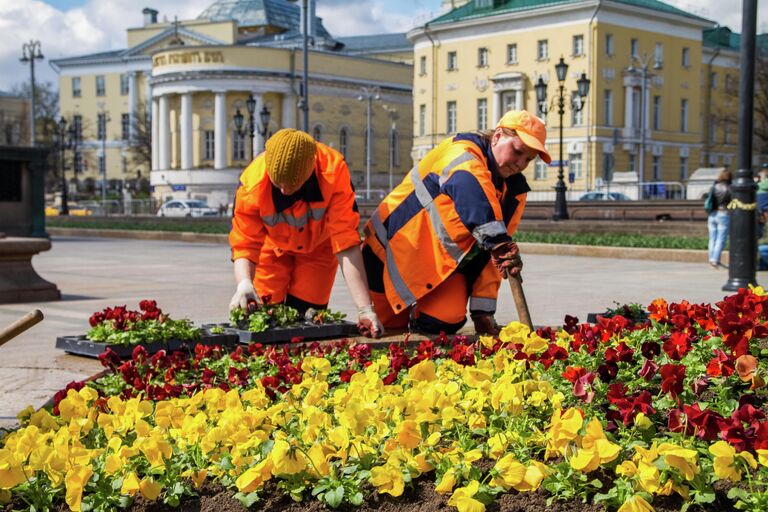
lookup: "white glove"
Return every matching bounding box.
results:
[357,304,384,338]
[229,279,258,311]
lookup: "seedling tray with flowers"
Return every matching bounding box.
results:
[55,300,238,358]
[586,301,650,324]
[217,303,358,343]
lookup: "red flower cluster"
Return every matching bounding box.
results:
[88,299,164,330]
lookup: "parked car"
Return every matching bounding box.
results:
[156,199,219,217]
[578,191,632,201]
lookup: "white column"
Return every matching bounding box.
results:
[252,93,264,158]
[180,92,193,169]
[128,72,138,140]
[214,91,227,169]
[492,90,502,124]
[624,85,633,133]
[515,88,523,110]
[158,95,170,170]
[151,98,159,170]
[281,94,294,129]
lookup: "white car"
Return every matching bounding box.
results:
[157,199,219,217]
[579,191,632,201]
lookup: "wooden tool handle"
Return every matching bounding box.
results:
[507,273,533,329]
[0,310,44,347]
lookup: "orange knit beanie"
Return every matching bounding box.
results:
[265,128,317,188]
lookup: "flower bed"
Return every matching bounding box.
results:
[5,288,768,511]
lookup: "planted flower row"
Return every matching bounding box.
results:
[3,287,768,511]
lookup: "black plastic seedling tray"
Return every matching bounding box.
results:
[208,321,359,344]
[55,330,239,358]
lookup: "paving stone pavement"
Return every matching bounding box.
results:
[0,236,761,427]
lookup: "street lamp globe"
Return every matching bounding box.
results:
[534,77,548,105]
[577,73,591,99]
[245,94,257,116]
[259,105,271,135]
[555,57,569,82]
[233,108,244,133]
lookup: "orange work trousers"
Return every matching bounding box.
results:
[253,239,338,311]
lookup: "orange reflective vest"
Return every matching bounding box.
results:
[230,142,360,262]
[363,133,529,314]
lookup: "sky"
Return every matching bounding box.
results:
[1,0,765,92]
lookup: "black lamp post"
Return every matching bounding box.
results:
[234,94,271,159]
[535,57,590,221]
[20,40,43,146]
[56,116,73,215]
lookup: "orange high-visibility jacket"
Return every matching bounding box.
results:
[363,133,530,315]
[230,142,361,262]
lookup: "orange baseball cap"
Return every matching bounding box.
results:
[496,110,551,164]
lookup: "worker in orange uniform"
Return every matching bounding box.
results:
[362,110,550,335]
[229,128,383,337]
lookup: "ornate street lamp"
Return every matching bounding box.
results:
[20,40,43,146]
[536,57,590,221]
[234,95,271,158]
[287,0,309,132]
[358,85,381,200]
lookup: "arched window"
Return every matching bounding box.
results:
[312,124,323,143]
[339,127,349,160]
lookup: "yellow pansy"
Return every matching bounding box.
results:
[636,461,661,493]
[235,458,273,492]
[435,468,457,494]
[307,443,330,477]
[447,480,485,512]
[499,321,531,344]
[396,420,422,450]
[660,445,698,481]
[181,469,208,488]
[64,466,92,512]
[370,464,404,497]
[487,433,508,458]
[491,453,526,490]
[617,495,655,512]
[271,439,308,475]
[408,360,436,381]
[121,472,141,495]
[513,461,549,492]
[634,413,653,430]
[616,460,638,478]
[139,478,162,500]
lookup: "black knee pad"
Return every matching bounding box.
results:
[410,312,466,335]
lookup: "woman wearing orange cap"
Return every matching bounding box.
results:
[362,110,550,335]
[229,128,383,337]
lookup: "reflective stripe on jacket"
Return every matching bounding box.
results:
[230,142,361,262]
[362,133,529,314]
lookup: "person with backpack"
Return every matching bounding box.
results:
[707,168,732,269]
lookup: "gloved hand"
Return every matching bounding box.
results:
[490,241,523,280]
[357,304,384,338]
[471,313,501,336]
[229,279,259,311]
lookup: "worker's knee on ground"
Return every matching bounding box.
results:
[411,312,467,335]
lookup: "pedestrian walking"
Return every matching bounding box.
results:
[707,168,732,268]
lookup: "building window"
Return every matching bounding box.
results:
[630,38,639,58]
[654,43,663,67]
[447,101,457,134]
[204,130,215,160]
[478,47,489,67]
[537,39,548,60]
[628,153,636,173]
[680,99,688,132]
[419,104,426,137]
[477,98,488,130]
[571,96,584,126]
[573,35,584,57]
[652,155,661,181]
[339,128,348,159]
[652,96,661,131]
[569,153,583,179]
[312,125,322,143]
[389,129,400,168]
[605,34,614,56]
[724,120,730,144]
[95,75,105,97]
[97,113,106,140]
[507,43,517,64]
[603,89,612,125]
[72,77,81,98]
[534,158,547,180]
[710,72,718,89]
[419,55,427,76]
[233,131,245,160]
[682,47,690,68]
[120,74,129,96]
[121,113,130,140]
[447,51,457,71]
[679,156,688,180]
[709,115,717,143]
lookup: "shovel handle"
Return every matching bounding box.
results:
[507,273,533,329]
[0,310,44,347]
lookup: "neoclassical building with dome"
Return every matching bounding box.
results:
[52,0,413,208]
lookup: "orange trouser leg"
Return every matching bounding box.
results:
[370,290,410,330]
[412,272,469,333]
[254,241,338,309]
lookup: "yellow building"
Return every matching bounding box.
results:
[409,0,750,199]
[0,91,29,146]
[51,0,413,207]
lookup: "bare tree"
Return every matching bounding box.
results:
[754,47,768,160]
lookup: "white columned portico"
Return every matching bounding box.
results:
[252,93,264,158]
[492,91,502,125]
[623,79,634,135]
[214,91,227,169]
[282,94,294,129]
[151,98,159,170]
[158,95,170,170]
[180,92,193,169]
[128,71,138,140]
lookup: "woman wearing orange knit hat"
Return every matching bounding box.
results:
[362,110,549,336]
[229,128,383,337]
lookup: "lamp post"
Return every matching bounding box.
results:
[287,0,309,132]
[535,57,590,220]
[627,52,661,199]
[20,40,43,146]
[98,107,111,215]
[55,117,73,215]
[382,104,399,190]
[234,95,271,158]
[358,86,381,200]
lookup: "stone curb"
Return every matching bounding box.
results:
[47,227,724,264]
